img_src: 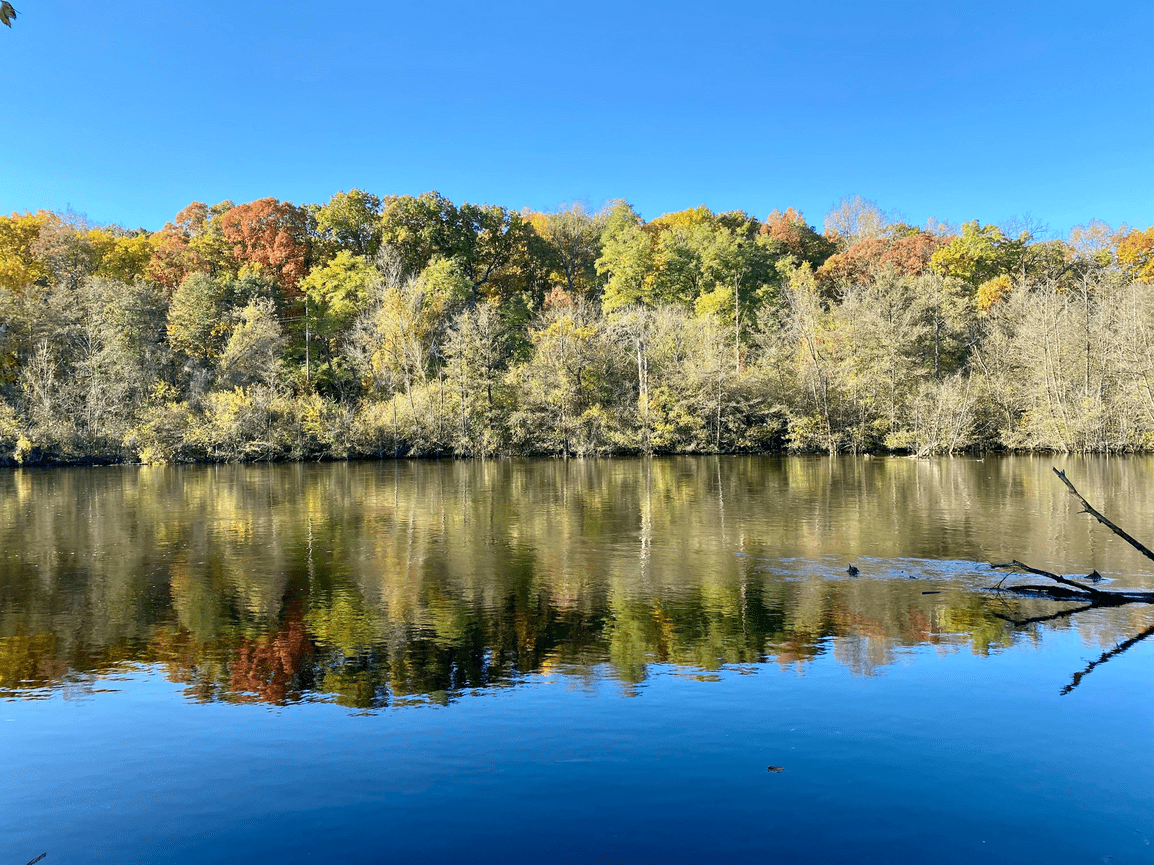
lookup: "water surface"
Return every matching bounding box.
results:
[2,456,1152,863]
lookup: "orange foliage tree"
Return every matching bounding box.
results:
[220,198,311,296]
[759,207,835,268]
[816,232,946,288]
[147,201,234,290]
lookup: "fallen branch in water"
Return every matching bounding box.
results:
[989,560,1154,603]
[990,470,1154,605]
[989,469,1154,694]
[990,559,1111,599]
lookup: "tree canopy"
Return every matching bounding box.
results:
[1,189,1151,464]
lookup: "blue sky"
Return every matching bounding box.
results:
[1,0,1151,235]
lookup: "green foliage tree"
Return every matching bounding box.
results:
[596,201,655,313]
[524,201,607,299]
[167,272,230,364]
[311,189,384,259]
[301,250,376,388]
[216,298,286,390]
[442,300,507,454]
[380,192,543,307]
[508,297,623,455]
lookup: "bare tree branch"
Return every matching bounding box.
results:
[1053,467,1154,564]
[989,560,1110,599]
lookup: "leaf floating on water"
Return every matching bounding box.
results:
[767,765,785,773]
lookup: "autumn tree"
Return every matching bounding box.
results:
[816,232,944,291]
[344,253,471,430]
[930,220,1028,289]
[146,201,236,290]
[0,211,50,294]
[220,198,311,295]
[89,228,158,283]
[1117,226,1154,283]
[759,207,835,269]
[823,194,895,247]
[30,210,103,292]
[1068,220,1117,268]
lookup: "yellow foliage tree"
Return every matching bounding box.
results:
[90,230,159,282]
[1116,226,1154,282]
[976,274,1012,312]
[0,211,49,293]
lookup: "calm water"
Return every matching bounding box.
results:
[1,456,1152,863]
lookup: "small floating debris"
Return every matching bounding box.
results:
[847,565,859,576]
[767,765,785,773]
[921,591,942,595]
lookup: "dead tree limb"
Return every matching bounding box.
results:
[988,468,1154,604]
[1061,621,1154,696]
[1053,467,1154,564]
[990,560,1154,603]
[986,470,1154,694]
[989,560,1108,599]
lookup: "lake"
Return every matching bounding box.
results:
[2,455,1152,863]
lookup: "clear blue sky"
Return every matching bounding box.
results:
[1,0,1151,236]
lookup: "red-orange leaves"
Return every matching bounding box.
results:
[220,198,311,295]
[759,208,835,268]
[817,232,945,288]
[147,200,235,290]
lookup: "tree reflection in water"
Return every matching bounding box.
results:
[2,456,1152,706]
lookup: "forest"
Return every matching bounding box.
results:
[2,191,1154,464]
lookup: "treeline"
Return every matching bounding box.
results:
[1,192,1153,463]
